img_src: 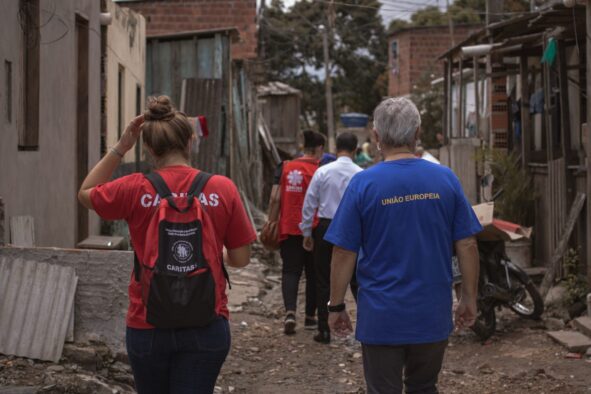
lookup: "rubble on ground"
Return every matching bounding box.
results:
[3,245,591,393]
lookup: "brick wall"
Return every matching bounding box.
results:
[123,0,257,59]
[388,25,481,97]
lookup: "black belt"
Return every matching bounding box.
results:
[318,217,332,223]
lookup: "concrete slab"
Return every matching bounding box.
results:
[77,235,125,250]
[0,257,78,362]
[573,316,591,338]
[0,247,133,352]
[547,330,591,353]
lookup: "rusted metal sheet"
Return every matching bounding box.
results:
[197,38,215,79]
[0,258,77,362]
[147,33,229,105]
[231,67,262,207]
[182,78,224,174]
[259,92,301,157]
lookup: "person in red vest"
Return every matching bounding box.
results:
[272,130,325,335]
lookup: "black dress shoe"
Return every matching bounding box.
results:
[313,330,330,344]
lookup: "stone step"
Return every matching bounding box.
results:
[547,330,591,353]
[573,316,591,338]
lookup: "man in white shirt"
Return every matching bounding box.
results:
[299,132,363,344]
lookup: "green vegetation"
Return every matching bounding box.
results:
[387,0,530,34]
[260,0,531,134]
[261,0,387,132]
[476,149,536,225]
[563,248,589,307]
[410,72,443,149]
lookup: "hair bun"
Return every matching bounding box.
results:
[145,96,175,121]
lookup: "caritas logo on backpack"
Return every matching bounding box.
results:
[134,171,228,328]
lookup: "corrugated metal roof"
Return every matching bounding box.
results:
[0,257,78,362]
[257,81,301,97]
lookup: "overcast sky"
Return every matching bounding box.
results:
[277,0,447,26]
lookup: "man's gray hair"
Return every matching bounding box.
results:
[373,97,421,148]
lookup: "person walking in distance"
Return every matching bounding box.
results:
[78,96,256,393]
[269,130,325,334]
[300,132,363,344]
[324,98,482,394]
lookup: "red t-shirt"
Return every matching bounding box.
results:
[90,165,256,329]
[278,158,319,240]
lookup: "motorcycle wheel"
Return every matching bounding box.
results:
[471,305,496,341]
[508,274,544,320]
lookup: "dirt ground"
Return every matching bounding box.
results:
[217,283,591,394]
[2,250,591,393]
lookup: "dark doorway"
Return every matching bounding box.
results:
[76,15,89,244]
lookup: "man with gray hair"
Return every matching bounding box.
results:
[324,97,482,393]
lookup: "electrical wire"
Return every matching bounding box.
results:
[313,0,533,17]
[19,2,146,83]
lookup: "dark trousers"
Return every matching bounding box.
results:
[362,340,448,394]
[280,235,317,316]
[126,317,230,394]
[313,218,358,332]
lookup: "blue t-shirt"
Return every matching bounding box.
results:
[320,153,337,166]
[324,158,482,345]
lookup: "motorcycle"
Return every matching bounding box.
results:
[453,234,544,341]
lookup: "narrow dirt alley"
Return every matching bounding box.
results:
[2,247,591,393]
[217,248,591,394]
[219,286,591,394]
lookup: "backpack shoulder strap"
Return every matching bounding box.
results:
[188,171,213,199]
[146,172,189,212]
[145,172,173,198]
[187,171,232,287]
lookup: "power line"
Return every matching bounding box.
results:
[314,0,532,17]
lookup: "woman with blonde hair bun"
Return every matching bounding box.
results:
[78,96,256,393]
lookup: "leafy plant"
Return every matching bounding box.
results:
[476,149,536,226]
[410,69,443,149]
[563,248,589,306]
[261,0,387,132]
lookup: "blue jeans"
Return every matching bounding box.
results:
[126,317,231,394]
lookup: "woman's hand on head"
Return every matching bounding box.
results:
[117,115,145,153]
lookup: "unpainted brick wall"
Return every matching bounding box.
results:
[388,25,481,97]
[124,0,257,60]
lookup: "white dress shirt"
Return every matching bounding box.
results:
[299,156,363,237]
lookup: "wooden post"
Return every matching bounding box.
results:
[443,60,449,141]
[447,57,454,140]
[540,192,587,298]
[520,54,531,167]
[557,39,574,205]
[586,0,591,286]
[473,57,480,139]
[458,58,464,138]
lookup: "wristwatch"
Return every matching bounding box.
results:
[327,301,346,313]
